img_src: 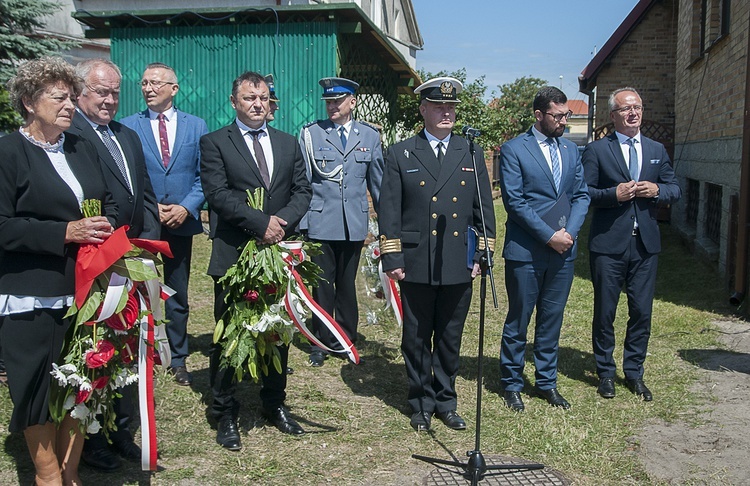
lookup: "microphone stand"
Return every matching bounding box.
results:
[412,130,544,484]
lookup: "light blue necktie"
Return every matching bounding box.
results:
[339,126,347,149]
[627,138,639,181]
[546,137,561,191]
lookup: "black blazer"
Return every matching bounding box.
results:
[68,114,160,239]
[582,133,681,255]
[0,131,118,296]
[200,122,311,277]
[379,131,496,285]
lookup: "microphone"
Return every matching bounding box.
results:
[462,126,481,138]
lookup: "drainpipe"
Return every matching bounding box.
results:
[730,8,750,307]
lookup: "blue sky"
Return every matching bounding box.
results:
[411,0,640,101]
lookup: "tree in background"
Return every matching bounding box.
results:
[0,0,78,131]
[492,76,548,141]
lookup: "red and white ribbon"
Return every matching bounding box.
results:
[137,258,174,471]
[279,241,359,364]
[378,261,403,326]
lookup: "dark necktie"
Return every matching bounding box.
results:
[436,142,444,164]
[96,124,132,193]
[627,138,639,181]
[249,130,270,188]
[158,113,170,167]
[546,137,561,191]
[339,126,347,149]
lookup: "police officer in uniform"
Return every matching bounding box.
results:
[299,77,384,367]
[378,77,496,431]
[265,74,279,122]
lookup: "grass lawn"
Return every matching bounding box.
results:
[0,201,736,485]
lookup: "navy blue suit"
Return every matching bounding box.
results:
[582,132,680,380]
[121,108,208,368]
[499,128,589,391]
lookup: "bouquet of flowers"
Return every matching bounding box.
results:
[358,217,403,326]
[49,199,172,469]
[361,218,385,299]
[214,187,336,382]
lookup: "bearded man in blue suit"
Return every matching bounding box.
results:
[582,87,680,402]
[121,63,208,386]
[498,86,590,411]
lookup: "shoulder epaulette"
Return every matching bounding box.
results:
[302,120,325,129]
[357,120,382,133]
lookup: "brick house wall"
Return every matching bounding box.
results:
[591,0,677,133]
[672,0,749,277]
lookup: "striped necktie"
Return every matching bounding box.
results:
[546,137,561,191]
[96,125,132,193]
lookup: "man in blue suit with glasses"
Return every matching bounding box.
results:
[121,62,208,387]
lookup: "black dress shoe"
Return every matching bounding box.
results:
[534,387,571,409]
[409,411,432,432]
[81,446,122,472]
[308,350,326,367]
[216,417,242,451]
[286,366,294,375]
[262,405,305,435]
[435,410,466,430]
[626,378,653,401]
[112,438,141,462]
[502,391,525,412]
[171,365,193,386]
[597,377,616,399]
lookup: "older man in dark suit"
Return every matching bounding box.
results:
[69,58,159,472]
[200,71,311,450]
[379,77,495,432]
[582,87,681,402]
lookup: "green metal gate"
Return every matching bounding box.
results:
[111,22,337,135]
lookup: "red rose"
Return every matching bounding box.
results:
[76,388,91,404]
[85,340,115,369]
[264,284,278,295]
[105,293,140,331]
[243,290,260,302]
[122,336,138,365]
[92,376,109,390]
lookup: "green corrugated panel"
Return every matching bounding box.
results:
[111,22,337,134]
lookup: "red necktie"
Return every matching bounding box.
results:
[158,113,170,167]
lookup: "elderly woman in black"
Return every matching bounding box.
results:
[0,57,117,486]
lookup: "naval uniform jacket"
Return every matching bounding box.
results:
[0,131,118,297]
[298,119,384,240]
[379,130,496,285]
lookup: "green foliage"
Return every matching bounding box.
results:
[493,75,548,140]
[393,69,543,151]
[0,0,80,131]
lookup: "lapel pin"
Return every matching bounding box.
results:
[404,149,409,158]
